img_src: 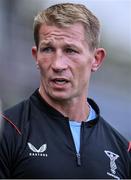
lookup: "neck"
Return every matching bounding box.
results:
[39,88,90,123]
[62,99,90,122]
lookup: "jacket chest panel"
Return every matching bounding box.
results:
[12,125,128,179]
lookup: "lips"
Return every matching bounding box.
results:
[52,78,69,83]
[50,77,70,86]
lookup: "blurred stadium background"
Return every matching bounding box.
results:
[0,0,131,140]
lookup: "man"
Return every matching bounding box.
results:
[0,3,131,179]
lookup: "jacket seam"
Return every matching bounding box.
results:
[0,113,22,135]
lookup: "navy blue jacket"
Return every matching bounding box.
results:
[0,90,131,179]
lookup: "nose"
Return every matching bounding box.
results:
[51,50,68,72]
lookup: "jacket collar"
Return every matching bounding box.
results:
[30,89,100,127]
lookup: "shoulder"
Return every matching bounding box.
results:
[99,117,130,151]
[88,98,129,148]
[88,97,130,153]
[1,99,30,135]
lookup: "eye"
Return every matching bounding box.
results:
[65,48,78,54]
[39,47,54,53]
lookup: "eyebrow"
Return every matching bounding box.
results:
[65,44,78,48]
[39,40,53,47]
[40,41,80,48]
[39,38,84,51]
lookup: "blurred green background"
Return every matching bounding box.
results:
[0,0,131,139]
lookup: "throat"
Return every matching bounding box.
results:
[60,101,90,122]
[39,87,90,122]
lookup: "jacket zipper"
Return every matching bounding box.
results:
[76,122,84,166]
[67,120,83,167]
[76,152,81,166]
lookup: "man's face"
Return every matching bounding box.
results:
[32,23,104,103]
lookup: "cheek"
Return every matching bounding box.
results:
[77,62,92,84]
[37,57,51,73]
[37,55,50,64]
[78,60,92,76]
[38,64,49,79]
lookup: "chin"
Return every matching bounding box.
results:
[51,96,69,102]
[49,93,72,102]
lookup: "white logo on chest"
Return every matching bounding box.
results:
[104,150,120,179]
[28,142,48,157]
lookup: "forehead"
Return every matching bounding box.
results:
[39,23,86,44]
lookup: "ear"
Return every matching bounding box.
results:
[91,48,106,72]
[32,46,38,58]
[32,46,39,68]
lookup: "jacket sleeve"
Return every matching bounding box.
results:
[128,142,131,178]
[0,120,12,178]
[0,115,21,178]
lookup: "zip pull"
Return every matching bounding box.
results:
[76,153,81,166]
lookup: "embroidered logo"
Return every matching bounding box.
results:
[28,142,48,157]
[104,150,120,179]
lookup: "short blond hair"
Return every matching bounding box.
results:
[33,3,100,50]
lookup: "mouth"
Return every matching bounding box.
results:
[52,78,69,84]
[50,78,70,86]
